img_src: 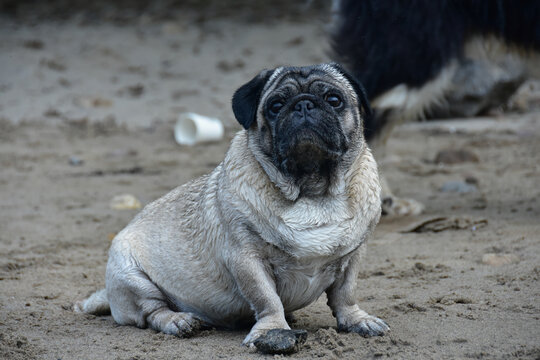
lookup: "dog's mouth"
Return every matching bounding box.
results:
[276,128,346,177]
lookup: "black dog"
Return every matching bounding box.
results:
[331,0,540,141]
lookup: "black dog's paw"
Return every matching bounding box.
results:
[382,196,424,216]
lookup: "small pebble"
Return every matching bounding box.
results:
[110,194,142,210]
[440,181,478,193]
[74,96,113,108]
[482,253,520,266]
[68,156,84,166]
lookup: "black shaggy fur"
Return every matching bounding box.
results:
[331,0,540,140]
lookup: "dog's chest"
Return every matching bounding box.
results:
[268,252,349,312]
[270,195,361,258]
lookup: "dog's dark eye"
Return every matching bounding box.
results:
[325,94,342,108]
[269,101,284,115]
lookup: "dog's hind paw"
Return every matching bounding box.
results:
[382,196,424,216]
[150,311,203,338]
[170,313,203,338]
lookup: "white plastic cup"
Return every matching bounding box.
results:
[174,112,224,145]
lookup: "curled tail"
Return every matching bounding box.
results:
[74,288,110,315]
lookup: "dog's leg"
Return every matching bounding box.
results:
[326,245,389,337]
[226,248,290,346]
[367,63,459,217]
[371,129,425,216]
[105,252,204,338]
[74,288,110,315]
[380,174,424,216]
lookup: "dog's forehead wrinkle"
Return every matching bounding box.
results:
[265,65,341,88]
[269,66,356,104]
[265,64,339,89]
[308,80,341,93]
[275,82,300,96]
[273,79,351,101]
[273,76,307,96]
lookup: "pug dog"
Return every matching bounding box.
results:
[75,63,389,346]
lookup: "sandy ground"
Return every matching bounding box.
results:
[1,9,539,360]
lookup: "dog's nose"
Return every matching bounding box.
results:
[294,99,315,113]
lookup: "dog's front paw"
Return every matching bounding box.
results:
[338,315,389,337]
[242,328,265,347]
[242,316,291,346]
[382,196,424,216]
[253,329,308,354]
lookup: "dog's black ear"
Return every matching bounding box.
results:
[329,62,373,124]
[232,69,275,129]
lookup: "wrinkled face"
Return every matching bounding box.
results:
[232,63,371,183]
[256,65,364,178]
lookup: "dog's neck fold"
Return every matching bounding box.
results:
[248,132,301,201]
[247,130,361,201]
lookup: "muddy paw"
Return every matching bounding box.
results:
[242,328,263,347]
[164,313,202,338]
[242,316,291,346]
[339,316,389,337]
[253,329,308,355]
[382,196,424,216]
